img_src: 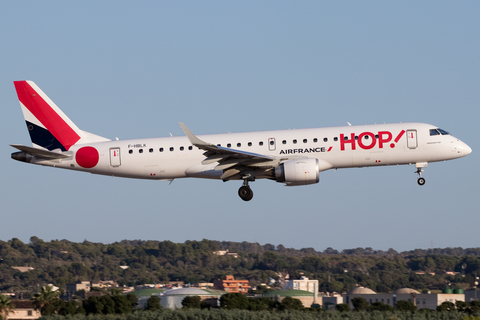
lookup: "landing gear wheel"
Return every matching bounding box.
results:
[415,167,426,186]
[417,177,426,186]
[238,186,254,201]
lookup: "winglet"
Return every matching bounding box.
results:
[179,122,210,146]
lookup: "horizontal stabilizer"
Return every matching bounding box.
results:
[10,144,70,159]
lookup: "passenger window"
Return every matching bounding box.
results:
[293,139,297,144]
[344,136,348,141]
[259,141,264,146]
[324,138,328,142]
[180,146,184,151]
[159,148,164,152]
[237,143,241,147]
[303,139,307,143]
[364,135,369,140]
[139,149,143,153]
[334,137,338,141]
[313,138,318,143]
[375,135,379,139]
[129,150,133,154]
[354,136,358,140]
[248,142,252,146]
[189,146,193,150]
[227,143,231,148]
[169,147,174,151]
[149,148,153,153]
[430,129,439,136]
[270,140,274,145]
[282,140,286,144]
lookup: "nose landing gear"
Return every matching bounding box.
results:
[416,168,426,186]
[238,180,254,201]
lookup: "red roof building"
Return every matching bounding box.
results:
[213,275,251,294]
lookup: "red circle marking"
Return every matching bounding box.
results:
[76,147,99,168]
[390,143,395,148]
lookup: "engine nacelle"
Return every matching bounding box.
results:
[275,158,320,186]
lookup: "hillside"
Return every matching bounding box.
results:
[1,237,479,295]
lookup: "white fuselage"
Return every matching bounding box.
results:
[30,122,471,182]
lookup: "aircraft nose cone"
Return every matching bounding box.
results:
[464,144,472,155]
[457,141,472,156]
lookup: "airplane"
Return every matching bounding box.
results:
[11,80,472,201]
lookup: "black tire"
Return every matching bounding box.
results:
[417,177,426,186]
[238,186,253,201]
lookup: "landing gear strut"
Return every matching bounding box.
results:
[416,168,426,186]
[238,180,254,201]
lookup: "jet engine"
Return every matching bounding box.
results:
[275,158,320,186]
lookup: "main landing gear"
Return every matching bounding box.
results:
[238,180,254,201]
[416,168,426,186]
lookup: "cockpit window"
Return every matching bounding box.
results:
[430,129,440,136]
[437,128,450,135]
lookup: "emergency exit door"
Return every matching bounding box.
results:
[406,130,418,149]
[110,148,121,167]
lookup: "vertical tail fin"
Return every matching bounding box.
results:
[14,80,109,151]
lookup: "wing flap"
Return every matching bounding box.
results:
[220,168,241,180]
[201,155,230,165]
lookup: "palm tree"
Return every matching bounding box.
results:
[0,295,15,320]
[32,286,60,311]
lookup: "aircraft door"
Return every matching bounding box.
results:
[110,148,121,167]
[406,130,418,149]
[268,138,276,151]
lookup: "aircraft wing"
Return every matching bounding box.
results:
[10,144,71,159]
[179,123,277,180]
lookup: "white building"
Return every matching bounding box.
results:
[343,286,465,310]
[160,288,223,309]
[10,301,41,320]
[283,276,318,294]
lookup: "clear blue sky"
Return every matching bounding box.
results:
[1,1,479,252]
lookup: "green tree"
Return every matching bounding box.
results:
[99,295,115,314]
[0,295,14,320]
[351,297,369,311]
[368,301,394,312]
[125,293,138,309]
[182,296,201,309]
[396,300,417,312]
[220,293,249,310]
[112,295,133,314]
[335,303,350,312]
[59,300,80,316]
[40,299,66,316]
[437,301,455,311]
[247,297,278,311]
[145,296,162,311]
[32,286,60,314]
[82,296,104,315]
[471,301,480,313]
[279,296,304,311]
[456,300,470,312]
